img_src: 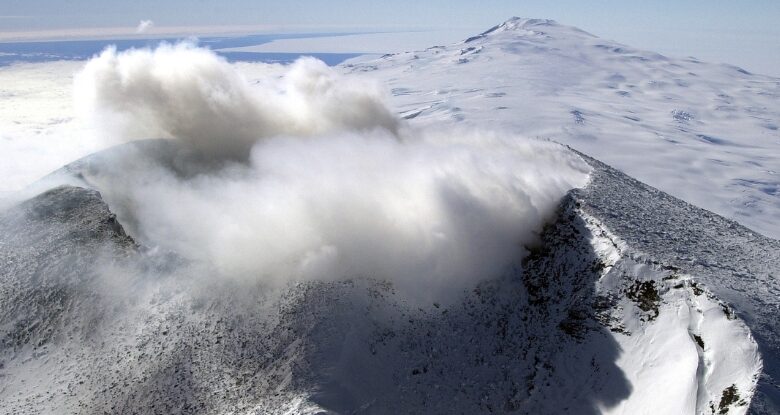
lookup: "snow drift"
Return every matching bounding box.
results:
[69,43,590,299]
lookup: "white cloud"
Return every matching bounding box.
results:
[136,20,154,34]
[0,61,104,193]
[74,42,399,160]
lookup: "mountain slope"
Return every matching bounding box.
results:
[343,17,780,239]
[1,140,775,414]
[574,153,778,414]
[1,18,778,415]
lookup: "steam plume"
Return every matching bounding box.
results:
[73,43,590,299]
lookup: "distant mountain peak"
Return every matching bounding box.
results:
[465,17,591,43]
[500,17,559,30]
[481,17,558,35]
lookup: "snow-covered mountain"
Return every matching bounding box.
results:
[343,17,780,239]
[1,17,779,415]
[1,139,776,414]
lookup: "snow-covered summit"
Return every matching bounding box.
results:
[465,17,594,42]
[496,16,558,28]
[476,17,560,35]
[345,18,780,239]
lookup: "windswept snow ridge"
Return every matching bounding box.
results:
[582,210,760,415]
[574,153,780,414]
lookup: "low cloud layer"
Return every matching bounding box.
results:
[72,43,589,299]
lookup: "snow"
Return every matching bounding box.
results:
[582,210,761,415]
[341,17,780,239]
[2,18,778,242]
[574,153,780,414]
[0,61,101,191]
[0,16,778,414]
[0,139,775,414]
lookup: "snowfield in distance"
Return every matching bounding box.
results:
[343,17,780,239]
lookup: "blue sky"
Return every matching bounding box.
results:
[2,0,779,75]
